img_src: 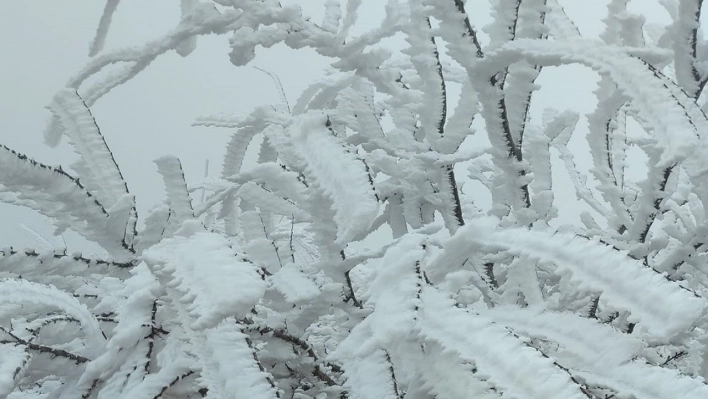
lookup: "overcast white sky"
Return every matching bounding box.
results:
[0,0,673,253]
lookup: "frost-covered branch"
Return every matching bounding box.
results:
[0,325,89,364]
[6,1,708,396]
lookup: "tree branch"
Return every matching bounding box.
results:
[0,325,89,364]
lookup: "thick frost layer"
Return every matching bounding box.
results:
[0,145,133,260]
[273,112,380,245]
[271,263,321,303]
[333,234,427,359]
[221,109,274,178]
[120,360,192,398]
[88,0,121,56]
[577,360,708,399]
[199,322,279,399]
[236,181,312,222]
[0,279,105,356]
[472,39,708,174]
[433,218,707,341]
[419,288,590,399]
[0,344,26,396]
[340,350,401,399]
[47,89,130,209]
[483,307,645,369]
[143,220,266,330]
[154,156,194,224]
[83,264,162,398]
[410,342,499,398]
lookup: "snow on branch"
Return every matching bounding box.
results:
[418,288,592,399]
[47,89,137,249]
[0,145,133,260]
[143,220,267,330]
[88,0,121,57]
[236,182,312,222]
[0,344,29,396]
[176,0,200,57]
[0,279,105,356]
[229,163,309,206]
[0,248,133,286]
[473,39,708,173]
[10,0,708,397]
[47,89,130,208]
[268,112,380,245]
[545,0,582,39]
[219,107,289,178]
[200,321,281,399]
[432,218,707,341]
[155,156,195,225]
[482,306,645,370]
[337,349,403,399]
[65,3,235,106]
[670,0,705,97]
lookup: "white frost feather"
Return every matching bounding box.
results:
[431,218,707,341]
[47,89,129,209]
[199,321,280,399]
[0,344,27,396]
[143,221,267,330]
[0,279,105,356]
[419,288,591,399]
[271,112,380,245]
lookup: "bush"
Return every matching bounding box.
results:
[2,1,708,398]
